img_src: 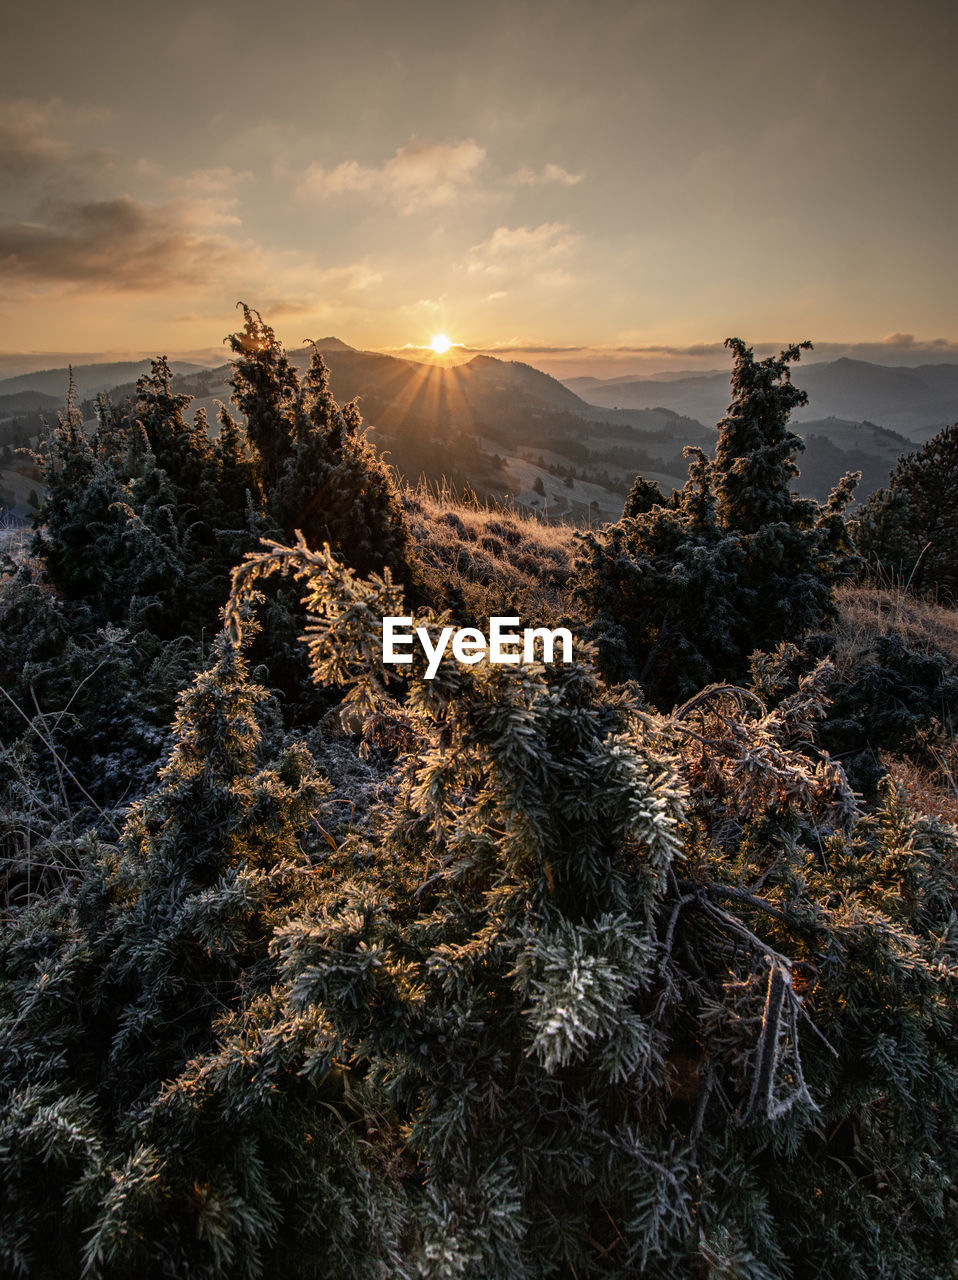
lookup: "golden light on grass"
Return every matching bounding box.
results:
[430,333,452,354]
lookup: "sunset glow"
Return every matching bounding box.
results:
[0,1,954,375]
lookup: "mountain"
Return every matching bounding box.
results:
[566,368,722,393]
[797,360,958,437]
[3,340,940,522]
[282,346,593,419]
[0,360,215,401]
[0,390,61,417]
[563,359,958,442]
[457,355,588,410]
[786,418,913,502]
[310,336,356,353]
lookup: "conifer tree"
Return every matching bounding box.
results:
[575,339,859,706]
[272,346,410,580]
[225,307,410,582]
[99,626,328,1090]
[131,358,265,624]
[853,421,958,598]
[223,537,958,1277]
[621,473,666,518]
[134,356,215,506]
[32,354,266,638]
[713,339,813,533]
[0,622,401,1277]
[33,389,186,628]
[226,304,301,492]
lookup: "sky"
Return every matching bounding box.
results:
[1,0,956,378]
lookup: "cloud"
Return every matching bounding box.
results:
[0,97,114,188]
[259,301,315,318]
[248,264,384,321]
[464,336,958,380]
[0,99,70,177]
[826,336,958,360]
[299,139,486,213]
[0,196,243,290]
[509,162,583,187]
[325,262,382,290]
[179,166,253,195]
[466,222,579,278]
[399,297,445,315]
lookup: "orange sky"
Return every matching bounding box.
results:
[2,0,956,376]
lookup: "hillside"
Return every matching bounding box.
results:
[566,357,958,442]
[0,390,61,417]
[4,344,954,521]
[0,358,215,400]
[2,318,957,1276]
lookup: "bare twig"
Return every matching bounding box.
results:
[0,682,120,836]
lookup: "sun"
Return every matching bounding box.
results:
[429,333,452,354]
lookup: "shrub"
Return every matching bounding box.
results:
[0,623,401,1277]
[32,362,262,637]
[575,340,859,707]
[853,422,958,600]
[227,307,410,582]
[223,537,956,1276]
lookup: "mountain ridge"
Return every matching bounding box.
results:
[563,359,958,440]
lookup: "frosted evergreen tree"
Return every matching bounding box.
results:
[853,421,958,597]
[271,345,410,581]
[575,339,859,706]
[218,536,957,1278]
[133,356,215,507]
[33,386,186,629]
[621,473,667,519]
[0,622,402,1277]
[226,304,301,493]
[225,308,410,582]
[713,338,812,532]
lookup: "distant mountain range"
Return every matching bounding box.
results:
[271,343,697,518]
[0,360,213,401]
[0,390,61,415]
[565,358,958,442]
[3,343,955,521]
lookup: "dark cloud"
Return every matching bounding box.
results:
[0,197,241,290]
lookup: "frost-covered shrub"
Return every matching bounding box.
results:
[0,624,401,1277]
[797,631,958,796]
[223,538,957,1277]
[32,360,263,637]
[227,306,410,582]
[575,340,859,707]
[852,421,958,600]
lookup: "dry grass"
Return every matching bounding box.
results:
[832,583,958,676]
[403,482,578,621]
[879,750,958,829]
[0,515,30,562]
[833,584,958,822]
